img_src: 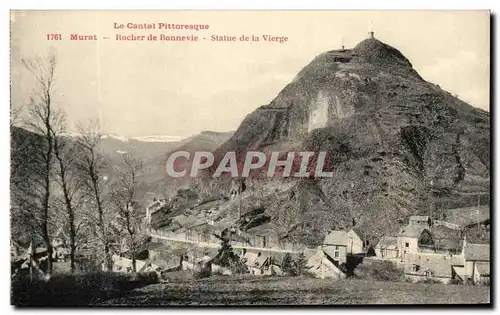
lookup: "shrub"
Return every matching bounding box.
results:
[281,253,293,276]
[290,253,307,276]
[356,260,403,282]
[480,279,490,286]
[416,278,442,284]
[449,278,462,285]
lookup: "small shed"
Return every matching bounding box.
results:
[464,243,490,284]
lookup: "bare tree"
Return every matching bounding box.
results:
[110,153,147,272]
[17,54,62,276]
[51,117,84,272]
[75,120,113,271]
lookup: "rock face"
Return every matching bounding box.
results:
[213,36,490,245]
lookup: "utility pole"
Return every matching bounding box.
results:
[477,194,480,229]
[238,179,242,220]
[429,180,434,231]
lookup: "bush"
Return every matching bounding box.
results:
[292,253,308,276]
[449,278,462,285]
[356,260,403,282]
[480,279,490,286]
[281,253,293,276]
[371,261,403,281]
[11,271,159,306]
[416,278,442,284]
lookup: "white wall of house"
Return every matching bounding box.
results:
[397,237,419,259]
[322,245,347,264]
[375,247,398,259]
[464,261,488,283]
[346,230,364,254]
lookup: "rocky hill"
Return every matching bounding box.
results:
[202,35,490,245]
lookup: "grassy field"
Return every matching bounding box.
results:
[100,275,491,306]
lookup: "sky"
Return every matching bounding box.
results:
[10,10,490,138]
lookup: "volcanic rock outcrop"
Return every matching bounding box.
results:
[207,35,490,245]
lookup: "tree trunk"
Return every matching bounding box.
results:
[68,212,77,272]
[55,144,78,273]
[70,242,76,272]
[132,256,137,273]
[104,242,112,271]
[42,181,53,276]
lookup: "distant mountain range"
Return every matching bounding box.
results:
[10,126,234,207]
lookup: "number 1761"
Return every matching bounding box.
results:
[47,34,62,40]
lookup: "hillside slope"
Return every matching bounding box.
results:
[205,36,490,245]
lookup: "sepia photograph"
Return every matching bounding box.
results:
[9,10,491,306]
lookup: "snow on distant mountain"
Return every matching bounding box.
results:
[132,135,183,143]
[61,133,185,143]
[102,134,129,142]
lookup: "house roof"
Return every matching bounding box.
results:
[431,226,463,250]
[405,253,463,278]
[375,236,398,249]
[324,231,347,246]
[306,248,345,278]
[112,255,158,271]
[242,251,259,266]
[432,225,461,240]
[476,262,490,276]
[306,248,327,268]
[322,247,343,262]
[349,228,365,241]
[243,250,271,269]
[464,243,490,261]
[452,266,466,280]
[254,254,270,269]
[398,225,428,238]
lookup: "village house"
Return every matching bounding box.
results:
[322,231,347,264]
[404,251,465,284]
[374,236,398,259]
[395,216,463,261]
[145,198,168,223]
[408,215,432,226]
[464,242,490,284]
[397,218,432,260]
[305,248,346,279]
[111,255,160,273]
[322,228,365,265]
[241,249,273,276]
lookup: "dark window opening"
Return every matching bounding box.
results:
[405,242,409,248]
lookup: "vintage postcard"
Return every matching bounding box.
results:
[9,10,491,306]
